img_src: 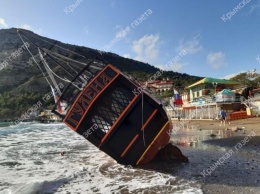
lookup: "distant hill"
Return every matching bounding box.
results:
[0,28,201,119]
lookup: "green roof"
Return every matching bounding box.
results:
[186,77,240,89]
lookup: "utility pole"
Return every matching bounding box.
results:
[212,82,218,118]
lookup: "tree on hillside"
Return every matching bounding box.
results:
[230,72,260,88]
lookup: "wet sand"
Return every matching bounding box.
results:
[169,117,260,194]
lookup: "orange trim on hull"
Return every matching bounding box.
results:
[65,65,116,119]
[120,134,139,157]
[99,94,140,147]
[120,109,158,158]
[141,109,157,131]
[64,64,120,130]
[73,73,120,131]
[136,121,170,165]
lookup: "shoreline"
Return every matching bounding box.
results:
[171,117,260,194]
[172,117,260,135]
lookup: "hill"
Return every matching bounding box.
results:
[0,28,201,119]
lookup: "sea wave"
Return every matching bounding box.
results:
[0,123,202,194]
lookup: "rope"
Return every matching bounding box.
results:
[18,30,84,91]
[142,91,146,147]
[39,52,82,90]
[17,31,53,88]
[47,52,80,74]
[38,49,62,95]
[20,29,86,58]
[44,49,93,84]
[42,48,88,66]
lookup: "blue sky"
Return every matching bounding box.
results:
[0,0,260,78]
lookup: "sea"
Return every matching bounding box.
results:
[0,122,204,194]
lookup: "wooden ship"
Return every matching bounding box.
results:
[17,29,188,166]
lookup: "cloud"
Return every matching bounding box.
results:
[132,34,160,64]
[20,24,32,30]
[0,18,8,28]
[177,34,202,54]
[18,24,43,34]
[221,69,260,79]
[170,63,184,72]
[122,53,130,58]
[156,62,186,72]
[115,28,128,39]
[249,0,260,14]
[221,71,245,79]
[207,52,227,69]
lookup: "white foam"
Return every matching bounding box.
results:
[0,123,203,193]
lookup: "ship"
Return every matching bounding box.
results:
[17,29,188,165]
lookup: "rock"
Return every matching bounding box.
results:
[210,133,217,137]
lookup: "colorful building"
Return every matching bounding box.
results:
[145,79,174,93]
[182,77,240,106]
[167,77,245,120]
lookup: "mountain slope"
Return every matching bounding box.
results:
[0,28,201,119]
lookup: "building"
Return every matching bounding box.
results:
[241,88,260,116]
[168,77,244,120]
[253,88,260,98]
[145,79,174,93]
[182,77,240,106]
[38,109,62,122]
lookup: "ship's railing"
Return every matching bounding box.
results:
[52,60,106,118]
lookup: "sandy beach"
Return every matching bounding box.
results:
[0,119,259,193]
[170,117,260,194]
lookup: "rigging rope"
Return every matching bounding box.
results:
[42,48,93,83]
[20,29,86,59]
[142,91,146,147]
[40,50,82,90]
[18,30,84,91]
[17,31,53,89]
[38,49,62,95]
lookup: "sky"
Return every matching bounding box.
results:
[0,0,260,79]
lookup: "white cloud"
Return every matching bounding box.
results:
[17,24,43,34]
[122,53,130,58]
[20,24,32,30]
[115,28,128,39]
[221,69,260,79]
[221,71,245,79]
[170,63,184,72]
[132,34,160,64]
[207,52,227,69]
[177,34,202,54]
[0,18,8,28]
[156,62,186,72]
[249,0,260,14]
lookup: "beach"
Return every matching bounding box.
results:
[171,117,260,194]
[0,119,259,194]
